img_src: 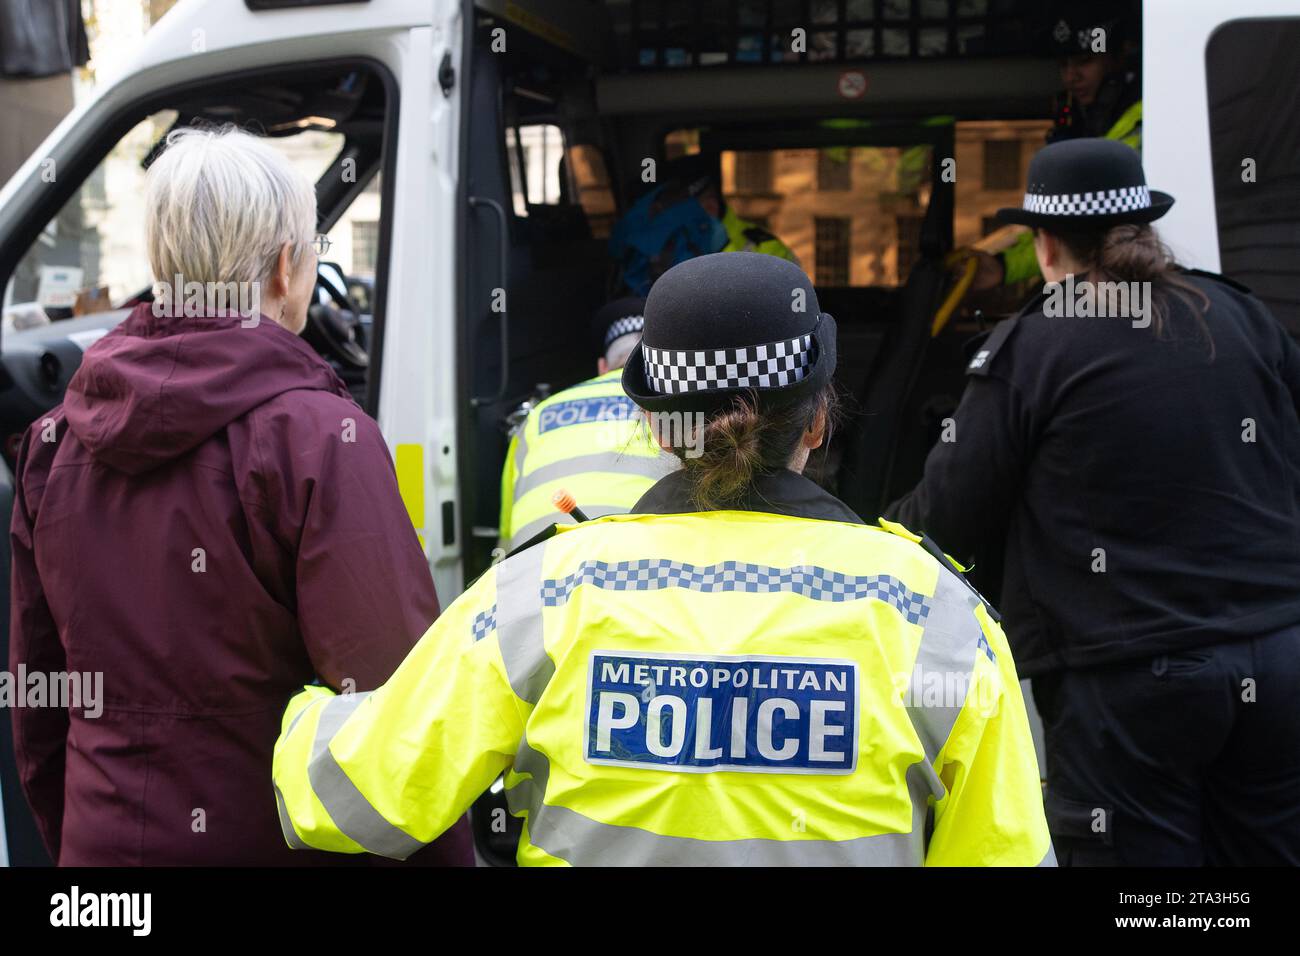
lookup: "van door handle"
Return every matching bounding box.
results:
[468,195,510,407]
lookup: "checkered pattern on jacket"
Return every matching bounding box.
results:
[537,558,932,625]
[471,606,497,642]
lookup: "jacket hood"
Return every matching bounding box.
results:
[64,303,352,475]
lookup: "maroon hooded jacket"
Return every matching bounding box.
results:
[8,304,472,866]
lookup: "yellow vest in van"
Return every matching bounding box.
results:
[499,370,676,549]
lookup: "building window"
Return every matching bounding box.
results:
[352,220,379,275]
[896,214,924,278]
[734,152,773,193]
[982,139,1022,191]
[817,150,852,191]
[815,217,851,286]
[505,124,567,217]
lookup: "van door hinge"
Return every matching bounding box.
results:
[438,51,456,97]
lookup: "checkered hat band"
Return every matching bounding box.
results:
[1022,185,1151,217]
[604,315,644,349]
[642,333,814,395]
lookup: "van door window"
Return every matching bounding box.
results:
[0,63,397,416]
[2,111,176,323]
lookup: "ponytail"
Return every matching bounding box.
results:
[683,402,767,509]
[674,386,839,511]
[1052,223,1214,354]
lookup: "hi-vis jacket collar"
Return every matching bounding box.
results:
[631,469,863,525]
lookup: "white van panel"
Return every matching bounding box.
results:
[373,7,468,603]
[1143,0,1300,271]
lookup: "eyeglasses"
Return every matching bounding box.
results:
[311,234,332,257]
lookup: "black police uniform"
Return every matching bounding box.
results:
[887,270,1300,865]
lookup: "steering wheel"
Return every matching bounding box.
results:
[304,264,369,370]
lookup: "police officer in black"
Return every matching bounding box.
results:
[1043,0,1142,148]
[887,138,1300,866]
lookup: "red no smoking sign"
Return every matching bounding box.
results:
[837,69,868,99]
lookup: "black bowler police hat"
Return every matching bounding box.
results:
[995,138,1174,230]
[1044,0,1130,57]
[622,252,837,414]
[591,296,646,353]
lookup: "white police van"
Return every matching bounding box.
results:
[0,0,1296,865]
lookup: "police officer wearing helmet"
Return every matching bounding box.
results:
[272,252,1052,866]
[888,139,1300,865]
[968,1,1142,290]
[1044,1,1142,149]
[499,297,678,551]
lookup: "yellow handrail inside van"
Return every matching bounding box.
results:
[931,255,977,337]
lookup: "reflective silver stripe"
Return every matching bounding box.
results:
[503,734,549,820]
[905,570,983,766]
[508,505,629,551]
[506,736,928,866]
[513,424,529,481]
[513,452,676,503]
[529,801,922,867]
[285,699,313,741]
[274,693,335,849]
[312,691,370,756]
[304,691,428,860]
[906,759,944,842]
[494,545,554,704]
[1038,843,1058,867]
[274,782,309,850]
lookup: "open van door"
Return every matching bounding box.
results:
[1145,0,1300,337]
[0,0,468,866]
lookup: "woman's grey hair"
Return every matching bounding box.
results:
[144,126,316,297]
[604,332,641,371]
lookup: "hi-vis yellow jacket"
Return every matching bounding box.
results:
[499,370,677,550]
[721,206,800,266]
[273,511,1054,866]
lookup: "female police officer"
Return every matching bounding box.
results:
[273,252,1051,866]
[888,139,1300,866]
